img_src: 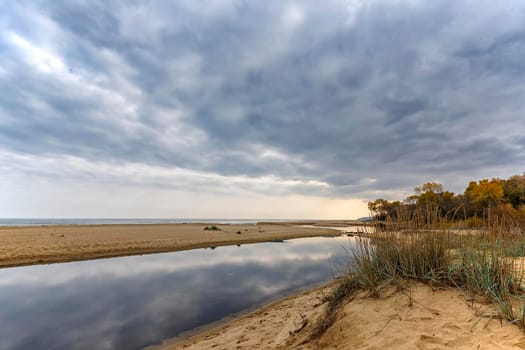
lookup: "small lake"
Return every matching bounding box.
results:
[0,236,358,350]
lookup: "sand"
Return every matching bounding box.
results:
[156,282,525,350]
[6,222,523,349]
[0,223,339,268]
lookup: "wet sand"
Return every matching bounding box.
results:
[157,282,525,350]
[0,223,339,268]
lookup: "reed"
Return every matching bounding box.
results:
[311,209,525,338]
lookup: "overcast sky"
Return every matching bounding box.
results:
[1,1,525,219]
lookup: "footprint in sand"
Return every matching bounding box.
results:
[418,334,446,345]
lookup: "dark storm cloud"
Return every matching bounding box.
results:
[1,0,525,199]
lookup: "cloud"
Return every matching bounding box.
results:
[1,0,525,217]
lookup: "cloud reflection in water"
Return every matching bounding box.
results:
[0,236,357,350]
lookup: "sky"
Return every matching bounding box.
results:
[1,0,525,219]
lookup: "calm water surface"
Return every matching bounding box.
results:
[0,236,357,350]
[0,218,273,226]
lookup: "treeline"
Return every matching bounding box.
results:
[368,174,525,227]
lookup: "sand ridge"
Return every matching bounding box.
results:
[158,282,525,350]
[0,223,339,268]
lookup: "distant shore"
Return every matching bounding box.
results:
[0,221,363,268]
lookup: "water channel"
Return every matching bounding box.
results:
[0,236,359,350]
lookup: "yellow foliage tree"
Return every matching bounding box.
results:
[464,178,504,211]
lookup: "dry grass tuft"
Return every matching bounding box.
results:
[310,212,525,339]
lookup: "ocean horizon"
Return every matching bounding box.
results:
[0,218,296,227]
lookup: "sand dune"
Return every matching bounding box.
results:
[158,282,525,350]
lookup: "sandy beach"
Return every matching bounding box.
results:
[5,222,523,350]
[156,282,525,350]
[0,222,341,268]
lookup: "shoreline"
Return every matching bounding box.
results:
[0,222,342,268]
[149,281,338,350]
[146,280,340,350]
[154,280,525,350]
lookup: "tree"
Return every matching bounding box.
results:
[503,174,525,208]
[411,182,457,223]
[415,182,443,195]
[464,179,504,215]
[368,199,402,221]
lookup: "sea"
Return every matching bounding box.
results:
[0,218,292,227]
